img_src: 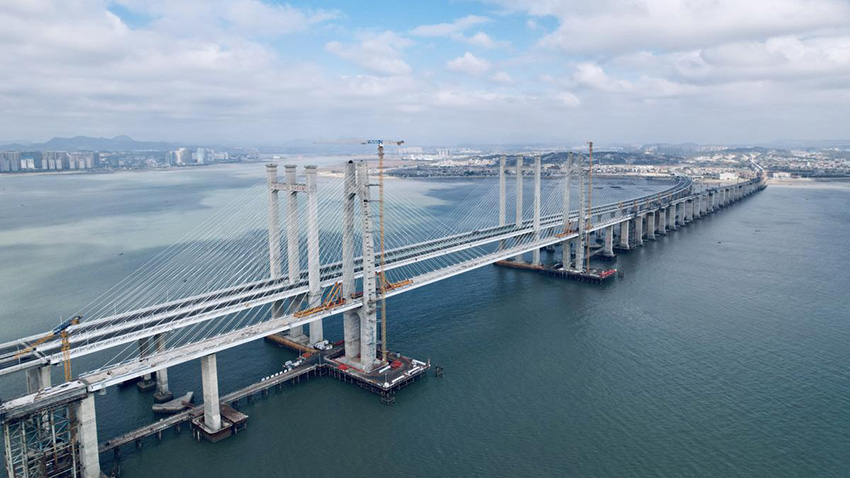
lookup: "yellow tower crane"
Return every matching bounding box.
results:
[15,315,81,383]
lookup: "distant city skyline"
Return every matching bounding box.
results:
[1,1,849,145]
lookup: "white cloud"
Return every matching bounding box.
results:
[223,1,339,36]
[446,52,492,76]
[467,32,497,48]
[410,15,489,37]
[495,0,850,54]
[573,63,632,92]
[2,0,850,145]
[411,15,507,49]
[115,0,338,37]
[556,92,581,108]
[325,31,414,75]
[491,71,514,83]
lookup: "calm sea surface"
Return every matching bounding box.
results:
[0,166,848,477]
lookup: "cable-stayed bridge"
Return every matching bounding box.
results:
[0,156,766,478]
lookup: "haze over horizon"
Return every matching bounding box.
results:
[2,0,848,145]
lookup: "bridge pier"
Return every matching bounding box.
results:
[266,164,286,329]
[634,213,644,246]
[694,196,701,219]
[499,156,506,251]
[574,154,586,270]
[25,364,51,393]
[201,354,221,432]
[137,337,156,392]
[342,161,360,361]
[618,219,630,250]
[356,161,380,370]
[603,225,614,257]
[657,208,667,235]
[532,156,542,266]
[154,334,173,403]
[667,205,675,230]
[646,211,656,240]
[561,156,572,266]
[285,164,306,341]
[513,156,523,262]
[74,394,101,478]
[305,165,324,345]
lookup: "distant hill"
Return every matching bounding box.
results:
[0,135,175,151]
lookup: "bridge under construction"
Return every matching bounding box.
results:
[0,147,766,478]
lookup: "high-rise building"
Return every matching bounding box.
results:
[21,151,43,169]
[44,151,68,170]
[68,152,95,170]
[1,152,21,172]
[173,148,192,165]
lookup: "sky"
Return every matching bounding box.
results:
[1,0,849,146]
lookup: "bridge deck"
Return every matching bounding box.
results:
[0,176,771,420]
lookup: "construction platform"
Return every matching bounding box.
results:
[266,334,431,404]
[540,267,617,284]
[494,260,617,284]
[191,404,247,443]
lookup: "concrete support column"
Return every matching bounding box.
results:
[284,165,304,339]
[646,212,656,240]
[575,155,585,270]
[154,334,172,402]
[498,156,506,251]
[201,354,221,432]
[514,156,524,262]
[532,156,542,266]
[342,161,360,360]
[634,214,644,246]
[658,208,667,235]
[26,365,51,393]
[667,204,673,228]
[619,219,630,249]
[266,164,282,278]
[73,394,100,478]
[267,164,284,323]
[304,165,323,344]
[356,161,379,370]
[694,196,701,219]
[603,225,614,256]
[137,338,155,391]
[561,156,572,267]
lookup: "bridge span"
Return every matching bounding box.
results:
[0,155,765,478]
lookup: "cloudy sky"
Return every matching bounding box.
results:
[1,0,848,145]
